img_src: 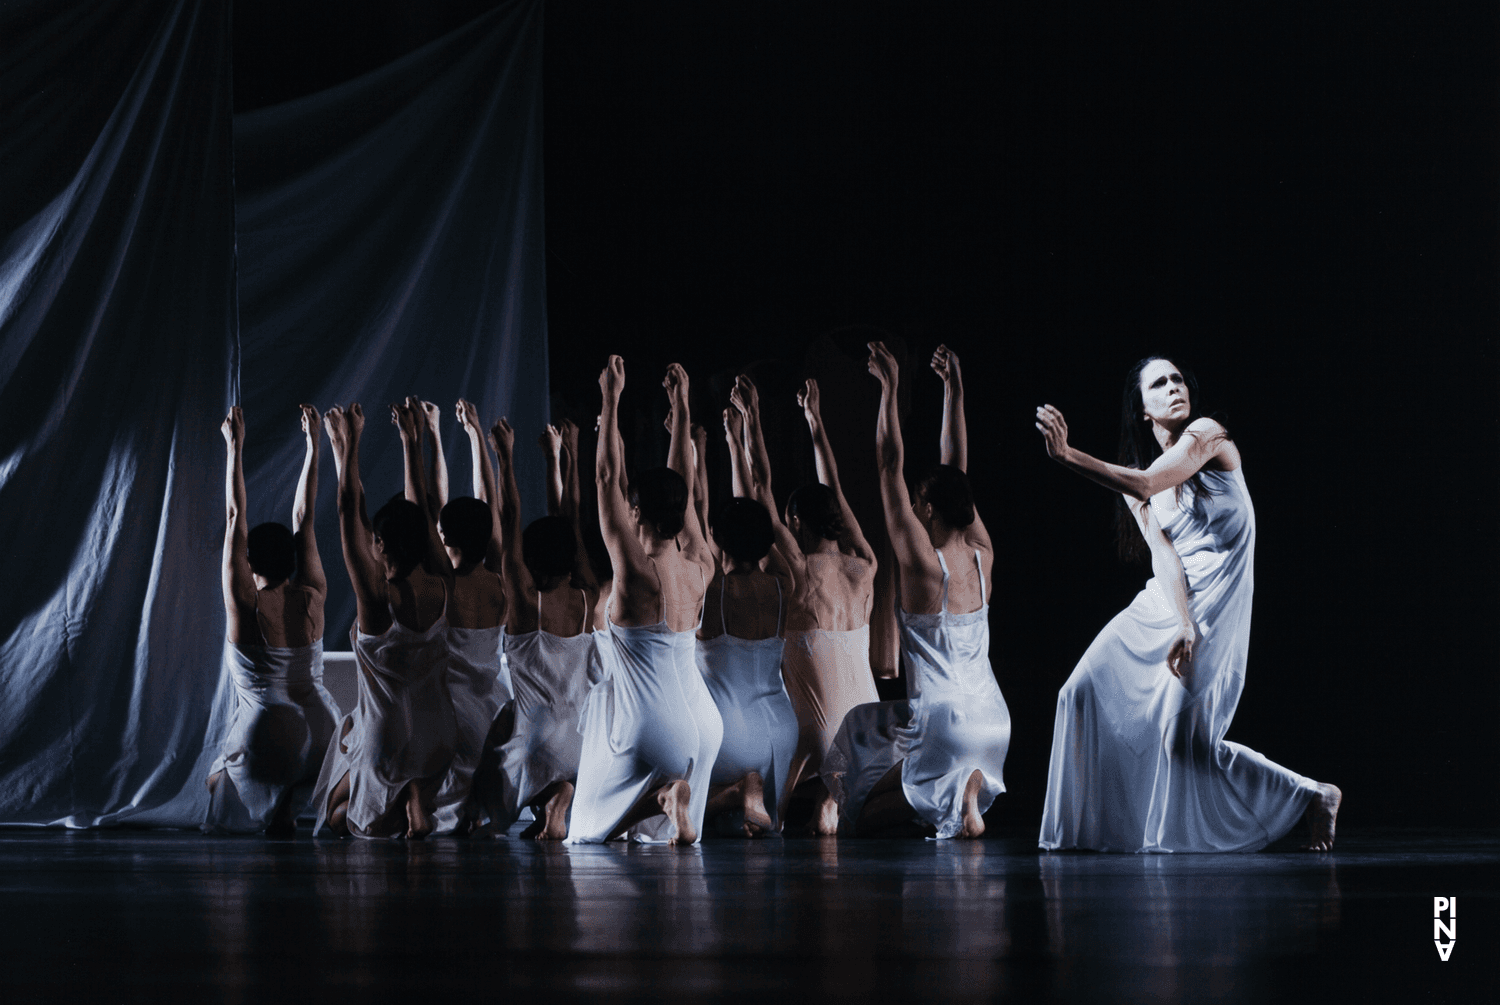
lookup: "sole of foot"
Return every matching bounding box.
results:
[957,769,986,839]
[1301,783,1342,851]
[657,780,696,846]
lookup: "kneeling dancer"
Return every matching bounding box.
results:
[205,405,339,835]
[826,344,1010,838]
[566,358,722,845]
[312,403,457,838]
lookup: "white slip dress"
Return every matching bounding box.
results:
[566,564,724,844]
[311,591,456,837]
[826,549,1011,838]
[430,618,512,834]
[695,576,799,831]
[203,630,340,834]
[472,589,602,831]
[1038,467,1320,852]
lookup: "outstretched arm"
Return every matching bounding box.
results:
[221,408,257,633]
[1132,498,1198,679]
[558,418,598,591]
[418,399,449,519]
[457,398,504,572]
[663,363,713,570]
[394,401,450,576]
[731,377,805,580]
[326,405,390,634]
[931,344,967,472]
[596,356,649,590]
[690,423,719,564]
[1036,407,1230,500]
[541,424,565,517]
[293,405,327,594]
[868,342,942,597]
[722,407,752,498]
[489,417,533,605]
[799,378,876,564]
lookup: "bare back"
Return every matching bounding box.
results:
[785,548,874,632]
[927,534,994,616]
[510,579,595,637]
[446,566,506,630]
[247,582,324,648]
[383,567,448,634]
[612,547,707,633]
[699,568,784,641]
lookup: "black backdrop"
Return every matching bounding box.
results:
[236,1,1498,829]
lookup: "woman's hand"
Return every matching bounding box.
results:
[325,406,349,454]
[455,398,480,435]
[390,401,420,441]
[599,355,625,400]
[489,417,515,459]
[796,378,822,423]
[539,423,562,455]
[730,374,760,419]
[1166,620,1199,680]
[222,406,244,448]
[299,404,320,440]
[723,406,744,442]
[559,417,580,456]
[866,341,899,388]
[1035,404,1071,460]
[930,344,960,385]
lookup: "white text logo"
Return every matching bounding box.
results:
[1434,897,1456,961]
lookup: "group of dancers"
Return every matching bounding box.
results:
[206,345,1341,851]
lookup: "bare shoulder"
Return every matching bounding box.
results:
[1187,418,1241,470]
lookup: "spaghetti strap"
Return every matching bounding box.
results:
[774,576,784,638]
[973,549,986,606]
[578,588,589,635]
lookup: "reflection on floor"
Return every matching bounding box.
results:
[1,827,1493,1002]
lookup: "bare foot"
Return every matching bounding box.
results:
[1302,783,1341,851]
[404,782,433,840]
[534,781,574,841]
[740,772,774,837]
[957,769,986,839]
[656,780,696,846]
[810,791,839,836]
[519,818,544,840]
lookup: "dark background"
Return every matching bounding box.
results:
[235,1,1498,828]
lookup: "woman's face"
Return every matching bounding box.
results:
[1138,359,1191,427]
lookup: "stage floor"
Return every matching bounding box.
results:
[1,827,1493,1003]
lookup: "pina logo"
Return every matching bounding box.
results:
[1433,897,1457,961]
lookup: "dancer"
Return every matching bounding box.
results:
[205,405,339,836]
[311,403,456,839]
[411,398,511,833]
[825,343,1010,838]
[566,358,722,845]
[696,471,800,835]
[732,374,878,834]
[475,417,602,839]
[1034,356,1340,852]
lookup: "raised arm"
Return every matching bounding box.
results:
[799,378,875,564]
[689,423,719,563]
[292,405,327,594]
[662,363,713,570]
[558,418,598,591]
[220,408,257,636]
[596,356,649,582]
[457,398,503,572]
[489,417,533,604]
[540,423,565,517]
[393,401,450,577]
[868,342,943,601]
[1036,406,1230,500]
[418,399,449,518]
[326,405,390,634]
[730,377,805,576]
[931,344,967,472]
[722,406,752,498]
[1132,498,1198,679]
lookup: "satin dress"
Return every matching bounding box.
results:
[430,622,511,833]
[566,568,723,844]
[203,636,340,833]
[1038,467,1319,852]
[312,596,456,837]
[781,622,880,784]
[826,549,1011,838]
[695,576,799,830]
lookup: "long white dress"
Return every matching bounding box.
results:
[695,576,799,830]
[1038,467,1319,852]
[311,599,456,837]
[430,623,511,833]
[203,638,340,833]
[566,574,724,844]
[825,549,1011,838]
[472,590,602,831]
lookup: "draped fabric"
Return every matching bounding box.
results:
[0,0,548,827]
[0,0,236,826]
[234,0,549,650]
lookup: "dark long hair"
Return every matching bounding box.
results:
[1114,356,1230,564]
